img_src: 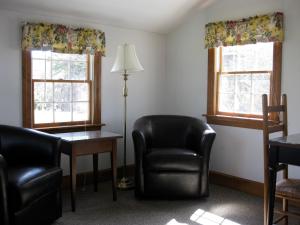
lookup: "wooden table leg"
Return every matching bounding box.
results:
[93,154,99,192]
[111,140,117,201]
[70,153,77,212]
[268,164,277,225]
[264,168,269,225]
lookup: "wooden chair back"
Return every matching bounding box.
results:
[262,94,288,177]
[262,93,288,225]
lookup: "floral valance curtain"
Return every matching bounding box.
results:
[205,12,284,49]
[21,22,106,55]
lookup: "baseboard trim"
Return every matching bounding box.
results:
[62,165,264,198]
[210,171,264,197]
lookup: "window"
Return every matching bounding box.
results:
[206,42,282,129]
[218,43,273,116]
[23,51,102,132]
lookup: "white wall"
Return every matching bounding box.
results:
[1,0,300,183]
[0,8,166,175]
[165,0,300,182]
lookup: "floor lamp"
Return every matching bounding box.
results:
[111,43,144,189]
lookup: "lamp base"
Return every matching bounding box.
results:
[117,177,134,190]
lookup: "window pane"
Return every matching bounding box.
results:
[45,51,52,60]
[54,103,71,122]
[219,75,235,93]
[70,54,87,61]
[34,82,44,102]
[222,43,273,72]
[45,83,53,102]
[34,82,53,103]
[34,103,53,124]
[72,83,89,101]
[236,74,251,93]
[70,61,87,80]
[46,60,52,79]
[54,83,71,102]
[52,60,68,79]
[252,74,270,94]
[235,93,251,113]
[32,50,45,59]
[32,59,45,79]
[252,94,264,115]
[73,102,89,121]
[218,72,271,115]
[52,52,70,60]
[219,93,234,112]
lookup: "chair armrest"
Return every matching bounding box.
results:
[132,130,147,196]
[200,124,216,158]
[0,155,9,225]
[187,121,216,161]
[187,122,216,171]
[132,130,147,160]
[199,126,216,163]
[0,125,62,166]
[196,124,215,196]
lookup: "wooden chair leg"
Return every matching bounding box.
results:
[283,198,288,225]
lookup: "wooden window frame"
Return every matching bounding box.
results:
[205,42,282,129]
[22,50,103,133]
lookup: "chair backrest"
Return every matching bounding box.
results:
[262,94,288,181]
[133,115,206,149]
[262,94,288,175]
[262,94,288,225]
[0,125,61,166]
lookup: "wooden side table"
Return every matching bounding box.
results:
[55,130,122,212]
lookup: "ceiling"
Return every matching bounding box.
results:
[0,0,214,33]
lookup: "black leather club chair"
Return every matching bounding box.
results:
[0,125,64,225]
[132,115,216,199]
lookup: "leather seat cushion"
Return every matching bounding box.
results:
[7,166,62,212]
[144,148,202,172]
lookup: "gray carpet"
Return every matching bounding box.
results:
[53,182,270,225]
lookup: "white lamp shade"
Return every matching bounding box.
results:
[111,43,144,73]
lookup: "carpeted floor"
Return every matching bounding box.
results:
[54,182,269,225]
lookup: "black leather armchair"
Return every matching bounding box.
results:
[0,125,63,225]
[132,115,216,198]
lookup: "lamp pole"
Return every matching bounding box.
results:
[111,43,144,190]
[122,72,128,181]
[117,72,134,189]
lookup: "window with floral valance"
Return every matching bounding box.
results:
[204,12,284,129]
[204,12,284,48]
[22,22,105,132]
[21,22,106,55]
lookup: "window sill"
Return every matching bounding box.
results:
[35,123,106,134]
[205,115,263,130]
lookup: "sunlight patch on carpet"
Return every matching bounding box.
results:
[190,209,242,225]
[166,219,189,225]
